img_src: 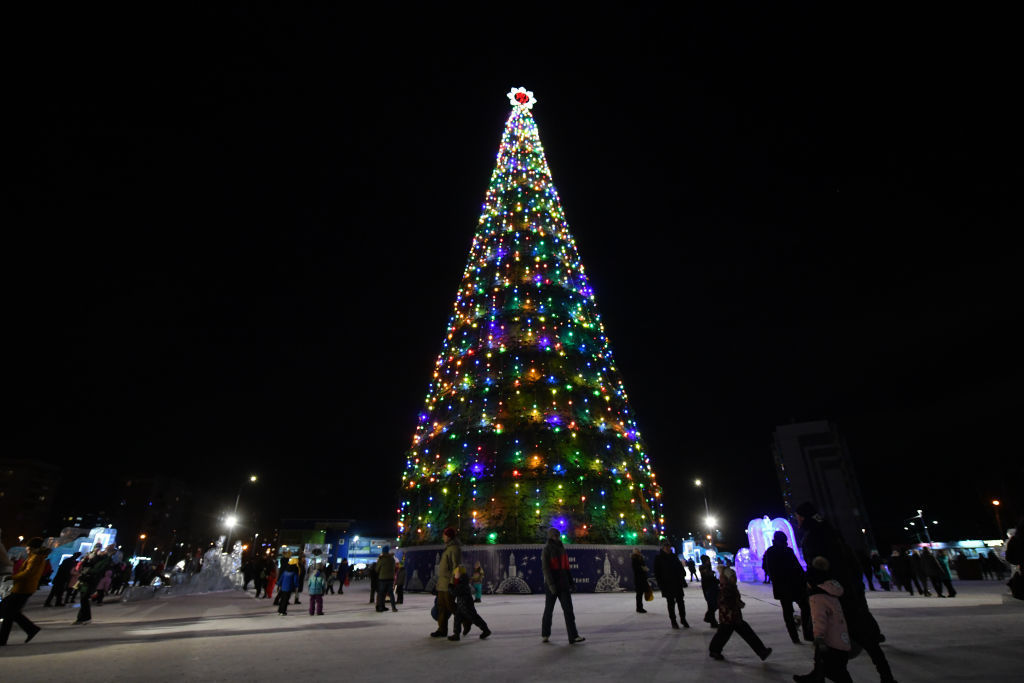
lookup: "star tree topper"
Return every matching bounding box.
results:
[507,86,537,110]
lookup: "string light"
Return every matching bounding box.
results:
[399,89,664,546]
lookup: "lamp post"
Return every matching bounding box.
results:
[992,500,1003,539]
[224,474,258,553]
[695,479,715,545]
[905,509,933,545]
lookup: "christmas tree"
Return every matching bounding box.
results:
[399,88,664,546]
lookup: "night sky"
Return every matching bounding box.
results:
[7,5,1020,546]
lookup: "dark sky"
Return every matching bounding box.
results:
[7,5,1020,546]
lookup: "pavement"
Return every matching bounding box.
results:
[2,580,1021,682]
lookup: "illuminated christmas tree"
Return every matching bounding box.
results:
[398,88,664,546]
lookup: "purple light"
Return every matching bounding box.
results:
[552,516,568,530]
[539,337,550,348]
[470,462,484,475]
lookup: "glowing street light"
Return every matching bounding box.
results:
[696,481,712,544]
[225,474,258,553]
[225,515,238,529]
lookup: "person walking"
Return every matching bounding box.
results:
[936,550,957,597]
[265,560,277,600]
[686,556,699,582]
[395,560,406,604]
[323,562,335,595]
[793,557,853,683]
[471,560,484,602]
[920,548,948,597]
[430,527,462,638]
[886,550,906,593]
[253,558,267,598]
[44,551,80,607]
[74,545,111,625]
[986,549,1006,581]
[276,557,299,615]
[796,502,897,683]
[699,554,720,628]
[632,547,650,613]
[653,540,689,629]
[92,567,113,605]
[337,558,349,595]
[707,567,772,662]
[909,551,930,596]
[872,552,892,591]
[293,552,306,605]
[368,561,378,605]
[307,561,326,616]
[540,527,584,644]
[762,530,813,643]
[0,537,48,646]
[376,546,398,612]
[447,565,491,641]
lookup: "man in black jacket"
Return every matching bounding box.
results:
[44,552,80,607]
[541,527,584,644]
[796,502,898,683]
[762,531,812,643]
[653,541,689,629]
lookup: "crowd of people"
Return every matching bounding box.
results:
[2,512,1021,679]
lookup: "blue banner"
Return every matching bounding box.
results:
[398,544,660,594]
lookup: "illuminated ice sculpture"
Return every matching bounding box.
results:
[734,515,806,582]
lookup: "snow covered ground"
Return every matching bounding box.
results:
[2,580,1021,682]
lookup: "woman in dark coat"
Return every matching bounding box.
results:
[699,554,720,628]
[920,548,947,597]
[761,530,812,643]
[652,541,689,629]
[631,548,649,613]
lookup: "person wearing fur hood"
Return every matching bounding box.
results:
[794,556,853,683]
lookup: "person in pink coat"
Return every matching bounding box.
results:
[92,569,113,605]
[794,556,853,683]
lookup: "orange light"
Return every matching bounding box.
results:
[992,500,1000,506]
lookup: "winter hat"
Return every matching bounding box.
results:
[382,545,390,554]
[795,501,818,518]
[773,531,788,545]
[442,527,457,539]
[805,555,831,586]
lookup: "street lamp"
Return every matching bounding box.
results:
[695,479,716,544]
[224,474,258,553]
[992,500,1003,539]
[905,509,933,545]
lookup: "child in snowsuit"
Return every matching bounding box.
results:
[708,567,772,662]
[794,556,853,683]
[448,565,491,641]
[307,562,326,615]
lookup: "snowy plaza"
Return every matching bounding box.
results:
[2,581,1021,682]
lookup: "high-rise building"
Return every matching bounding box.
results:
[773,420,875,552]
[0,458,61,537]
